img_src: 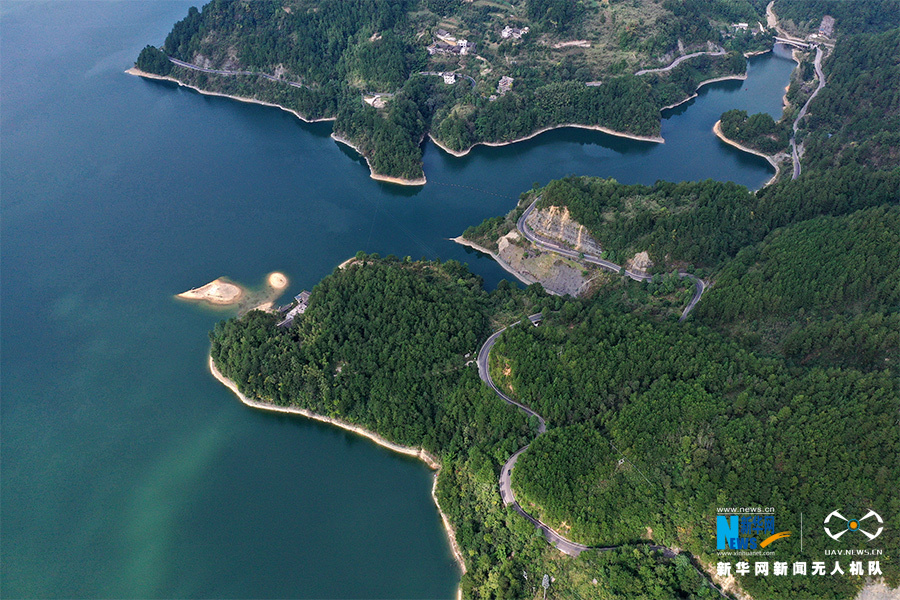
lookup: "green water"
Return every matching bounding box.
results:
[0,2,796,597]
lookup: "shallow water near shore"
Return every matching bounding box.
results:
[1,2,795,597]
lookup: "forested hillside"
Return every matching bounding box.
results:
[798,28,900,174]
[718,108,790,154]
[210,256,534,456]
[136,0,770,181]
[697,206,900,370]
[493,302,899,600]
[443,24,899,597]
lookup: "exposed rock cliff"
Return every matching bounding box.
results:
[525,206,603,256]
[626,251,653,275]
[497,231,591,296]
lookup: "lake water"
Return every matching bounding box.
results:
[0,2,796,597]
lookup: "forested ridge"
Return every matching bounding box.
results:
[697,206,900,371]
[438,22,897,598]
[136,0,772,181]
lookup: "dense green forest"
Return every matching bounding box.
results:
[798,28,900,174]
[137,0,770,180]
[210,256,536,457]
[513,424,658,546]
[521,162,897,273]
[492,302,899,600]
[210,256,736,598]
[443,24,899,597]
[697,206,900,370]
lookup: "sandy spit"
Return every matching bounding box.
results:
[330,133,427,186]
[177,278,243,305]
[125,67,335,123]
[713,120,780,187]
[207,355,466,576]
[430,123,664,158]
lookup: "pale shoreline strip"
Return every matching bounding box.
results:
[450,236,539,288]
[125,67,335,123]
[330,133,427,186]
[713,120,780,187]
[430,123,663,158]
[207,355,466,577]
[660,74,748,111]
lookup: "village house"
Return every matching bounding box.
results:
[819,15,835,37]
[442,72,456,85]
[498,76,513,95]
[427,39,475,56]
[434,29,457,45]
[501,25,529,40]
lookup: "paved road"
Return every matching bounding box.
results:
[634,50,725,76]
[168,57,311,89]
[791,45,825,179]
[479,313,590,556]
[476,317,547,434]
[517,201,706,321]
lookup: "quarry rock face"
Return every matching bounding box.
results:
[525,206,603,256]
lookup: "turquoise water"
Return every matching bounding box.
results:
[0,2,796,597]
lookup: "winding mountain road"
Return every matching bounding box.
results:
[634,50,725,76]
[517,201,706,321]
[476,314,593,556]
[475,201,717,560]
[791,45,825,179]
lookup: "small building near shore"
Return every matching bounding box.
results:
[277,290,311,328]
